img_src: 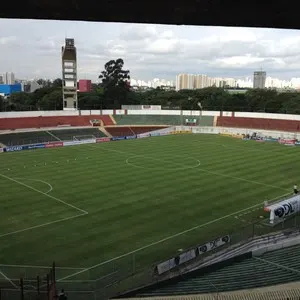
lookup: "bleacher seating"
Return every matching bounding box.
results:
[0,129,107,146]
[0,115,114,130]
[134,245,300,297]
[49,128,106,141]
[217,116,300,132]
[114,115,214,126]
[105,126,163,137]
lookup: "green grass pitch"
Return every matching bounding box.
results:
[0,134,298,283]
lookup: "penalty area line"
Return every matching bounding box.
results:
[57,196,283,282]
[0,213,87,239]
[0,173,88,214]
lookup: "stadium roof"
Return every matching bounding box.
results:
[1,0,300,30]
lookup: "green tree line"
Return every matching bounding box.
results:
[1,58,300,114]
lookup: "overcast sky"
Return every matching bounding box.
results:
[1,18,300,81]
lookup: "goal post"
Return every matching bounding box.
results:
[73,135,96,141]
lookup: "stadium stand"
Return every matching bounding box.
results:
[114,115,214,126]
[0,128,107,146]
[217,116,300,132]
[132,245,300,297]
[105,126,166,137]
[0,115,114,130]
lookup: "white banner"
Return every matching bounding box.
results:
[178,249,196,264]
[157,258,176,275]
[63,139,96,147]
[198,235,230,254]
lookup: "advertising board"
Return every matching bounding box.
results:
[79,139,96,144]
[112,136,126,141]
[279,139,296,145]
[125,135,137,140]
[137,133,150,138]
[45,142,64,148]
[23,143,46,150]
[155,235,230,275]
[4,145,24,152]
[96,137,111,143]
[264,194,300,224]
[150,132,160,137]
[159,132,170,136]
[295,142,300,146]
[264,138,278,142]
[63,141,84,147]
[63,139,96,146]
[198,235,230,255]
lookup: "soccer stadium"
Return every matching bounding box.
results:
[1,108,300,300]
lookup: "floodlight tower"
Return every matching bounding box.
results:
[61,38,78,110]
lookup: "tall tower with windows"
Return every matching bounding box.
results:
[61,38,78,110]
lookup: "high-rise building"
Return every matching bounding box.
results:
[61,38,78,110]
[253,71,266,89]
[1,72,15,84]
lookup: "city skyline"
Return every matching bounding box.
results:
[1,19,300,81]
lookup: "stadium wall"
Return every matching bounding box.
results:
[2,109,300,120]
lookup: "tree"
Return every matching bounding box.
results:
[99,58,130,108]
[38,90,63,110]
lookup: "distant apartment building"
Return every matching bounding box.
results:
[2,72,15,84]
[253,71,266,89]
[78,79,92,92]
[176,73,237,91]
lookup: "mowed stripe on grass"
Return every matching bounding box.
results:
[0,134,297,279]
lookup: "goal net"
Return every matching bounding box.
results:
[73,135,96,141]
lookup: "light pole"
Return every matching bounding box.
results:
[198,101,203,125]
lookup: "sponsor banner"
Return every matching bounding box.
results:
[256,139,265,142]
[159,132,170,136]
[23,143,46,150]
[45,142,64,148]
[156,235,230,275]
[156,249,197,275]
[96,137,111,143]
[295,142,300,146]
[0,148,3,153]
[125,135,137,140]
[63,141,83,147]
[279,139,296,145]
[63,139,96,146]
[4,145,24,152]
[265,194,300,224]
[198,235,230,255]
[150,132,161,137]
[264,138,278,142]
[80,139,96,144]
[137,133,150,138]
[112,136,126,141]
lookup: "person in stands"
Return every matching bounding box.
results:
[58,289,67,300]
[294,184,298,195]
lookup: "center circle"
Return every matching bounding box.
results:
[125,155,201,170]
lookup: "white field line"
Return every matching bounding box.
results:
[0,173,88,214]
[0,269,19,289]
[0,264,85,270]
[57,193,289,282]
[0,214,86,239]
[14,177,53,194]
[91,145,289,192]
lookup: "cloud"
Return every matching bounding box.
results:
[0,19,300,81]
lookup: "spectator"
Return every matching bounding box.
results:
[58,289,67,300]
